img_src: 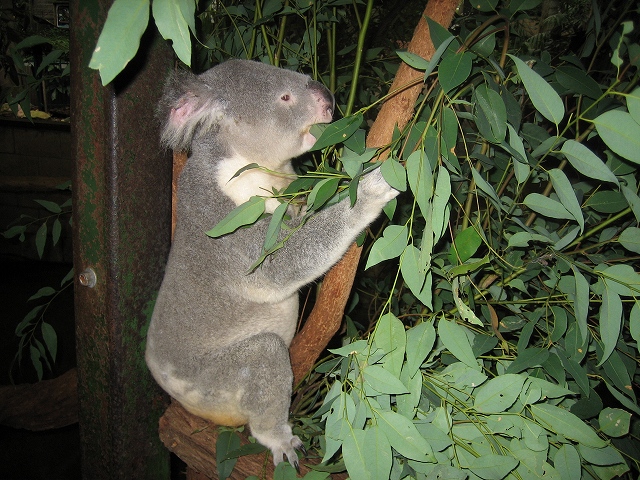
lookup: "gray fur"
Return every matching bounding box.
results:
[146,59,398,468]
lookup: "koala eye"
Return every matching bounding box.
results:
[280,93,291,102]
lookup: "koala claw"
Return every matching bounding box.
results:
[273,435,304,470]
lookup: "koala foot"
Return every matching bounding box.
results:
[251,424,305,470]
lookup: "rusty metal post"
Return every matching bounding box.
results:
[70,1,173,478]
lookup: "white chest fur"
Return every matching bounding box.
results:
[216,154,295,213]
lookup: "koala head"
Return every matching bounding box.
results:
[159,59,334,168]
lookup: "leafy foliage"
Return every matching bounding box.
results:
[2,184,73,380]
[94,0,640,477]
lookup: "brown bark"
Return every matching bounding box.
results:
[161,400,347,480]
[0,368,78,430]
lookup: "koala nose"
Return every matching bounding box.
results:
[308,80,335,119]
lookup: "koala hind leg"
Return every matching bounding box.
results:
[229,333,302,468]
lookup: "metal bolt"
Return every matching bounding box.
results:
[79,268,97,288]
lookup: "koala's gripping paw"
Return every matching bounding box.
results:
[271,434,304,471]
[358,167,400,204]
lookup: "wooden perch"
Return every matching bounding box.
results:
[0,368,78,431]
[161,1,460,477]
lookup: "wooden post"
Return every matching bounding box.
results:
[70,0,174,477]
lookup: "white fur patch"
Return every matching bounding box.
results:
[216,153,295,213]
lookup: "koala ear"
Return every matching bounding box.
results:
[159,71,225,152]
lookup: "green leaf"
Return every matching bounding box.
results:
[375,410,434,462]
[89,0,151,85]
[372,313,406,378]
[28,286,56,301]
[473,374,526,413]
[363,365,409,395]
[448,226,482,263]
[34,199,62,214]
[555,65,602,100]
[396,51,430,71]
[406,150,433,218]
[153,0,194,66]
[571,266,590,342]
[592,110,640,164]
[380,158,407,192]
[365,224,408,269]
[343,427,392,480]
[36,222,47,259]
[206,196,265,237]
[523,193,573,220]
[508,55,565,125]
[475,84,507,143]
[400,245,432,308]
[529,403,606,448]
[30,345,43,381]
[630,301,640,345]
[438,52,473,93]
[505,347,549,374]
[52,218,62,247]
[262,202,288,252]
[599,407,631,437]
[216,430,240,479]
[578,444,625,466]
[432,166,451,240]
[622,186,640,223]
[584,190,627,213]
[618,227,640,253]
[553,444,581,480]
[438,318,480,370]
[559,140,619,186]
[404,321,436,377]
[472,167,502,209]
[3,225,26,240]
[307,177,340,211]
[468,454,519,480]
[548,168,584,232]
[310,113,363,151]
[597,287,622,366]
[341,428,367,480]
[627,87,640,124]
[41,322,57,362]
[507,232,551,248]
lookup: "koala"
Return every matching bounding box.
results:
[145,59,398,469]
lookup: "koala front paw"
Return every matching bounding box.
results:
[359,167,400,204]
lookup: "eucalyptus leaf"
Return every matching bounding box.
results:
[508,55,565,125]
[89,0,151,85]
[152,0,194,66]
[598,407,631,437]
[372,313,406,378]
[469,454,519,479]
[206,196,265,238]
[548,168,584,232]
[560,140,619,185]
[553,444,581,480]
[530,403,606,448]
[365,224,408,270]
[310,113,363,151]
[598,288,622,366]
[523,193,573,220]
[439,318,480,370]
[473,374,526,413]
[375,410,435,462]
[439,52,473,93]
[592,110,640,164]
[618,227,640,253]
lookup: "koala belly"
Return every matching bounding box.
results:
[148,363,249,426]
